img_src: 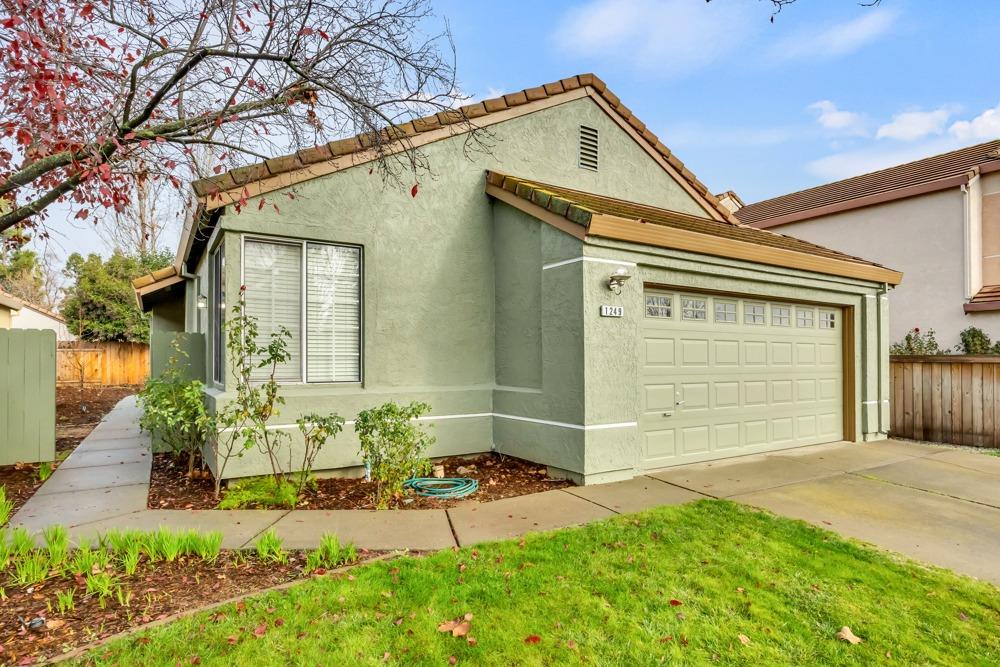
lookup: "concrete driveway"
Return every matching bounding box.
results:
[651,440,1000,586]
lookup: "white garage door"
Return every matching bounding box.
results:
[639,289,844,470]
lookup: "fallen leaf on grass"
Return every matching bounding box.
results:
[524,635,541,644]
[448,656,457,665]
[253,622,268,637]
[669,599,683,606]
[835,626,863,645]
[738,634,751,646]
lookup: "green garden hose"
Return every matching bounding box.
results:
[403,477,478,499]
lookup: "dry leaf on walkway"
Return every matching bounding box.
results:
[835,626,863,645]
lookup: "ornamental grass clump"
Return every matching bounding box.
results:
[354,401,435,509]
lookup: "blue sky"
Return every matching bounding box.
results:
[439,0,1000,202]
[39,0,1000,264]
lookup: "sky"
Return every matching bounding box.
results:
[34,0,1000,267]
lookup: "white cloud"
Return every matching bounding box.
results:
[808,100,867,136]
[876,108,952,141]
[553,0,758,76]
[770,9,900,61]
[950,102,1000,141]
[806,136,967,181]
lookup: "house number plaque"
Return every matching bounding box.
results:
[600,304,624,318]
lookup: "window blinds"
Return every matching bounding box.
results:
[306,244,361,382]
[243,240,303,382]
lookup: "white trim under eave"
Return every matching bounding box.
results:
[219,412,638,433]
[542,256,637,271]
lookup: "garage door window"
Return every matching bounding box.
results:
[645,294,672,318]
[744,303,765,325]
[714,300,737,323]
[681,297,707,321]
[796,308,815,328]
[820,310,837,329]
[772,305,791,326]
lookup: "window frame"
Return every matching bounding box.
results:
[240,234,364,385]
[819,310,837,329]
[681,296,707,321]
[714,299,737,324]
[211,245,225,385]
[772,305,791,327]
[796,307,815,328]
[744,302,766,325]
[644,293,673,319]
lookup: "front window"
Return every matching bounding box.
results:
[211,246,225,383]
[681,297,707,321]
[242,237,362,383]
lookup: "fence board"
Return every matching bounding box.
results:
[0,329,55,464]
[891,355,1000,448]
[57,341,149,386]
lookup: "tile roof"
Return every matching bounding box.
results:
[736,140,1000,228]
[965,285,1000,312]
[486,171,892,273]
[190,73,737,224]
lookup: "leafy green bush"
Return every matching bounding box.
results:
[354,401,435,509]
[957,326,1000,355]
[890,328,945,355]
[218,476,298,510]
[138,338,214,476]
[295,413,345,496]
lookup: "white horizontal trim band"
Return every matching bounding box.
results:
[220,412,636,433]
[542,256,637,271]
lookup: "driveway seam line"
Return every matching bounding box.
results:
[560,488,622,515]
[238,510,292,550]
[444,509,461,548]
[641,475,714,498]
[848,471,1000,511]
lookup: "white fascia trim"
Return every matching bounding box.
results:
[542,256,637,271]
[221,412,637,433]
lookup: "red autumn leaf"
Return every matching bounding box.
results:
[410,183,419,198]
[669,599,683,606]
[158,36,168,48]
[253,622,267,637]
[226,635,238,645]
[524,635,541,645]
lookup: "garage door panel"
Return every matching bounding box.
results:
[640,290,843,470]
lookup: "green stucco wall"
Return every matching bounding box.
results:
[160,93,891,483]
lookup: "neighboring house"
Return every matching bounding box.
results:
[0,289,74,340]
[735,140,1000,348]
[133,73,899,485]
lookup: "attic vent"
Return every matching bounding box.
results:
[578,125,599,171]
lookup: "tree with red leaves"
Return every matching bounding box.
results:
[0,0,471,239]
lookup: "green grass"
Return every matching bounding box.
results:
[79,500,1000,666]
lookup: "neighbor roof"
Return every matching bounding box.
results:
[487,171,902,286]
[736,140,1000,229]
[0,288,23,311]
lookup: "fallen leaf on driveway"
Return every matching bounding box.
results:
[738,634,751,646]
[835,626,863,645]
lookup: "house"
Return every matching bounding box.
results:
[0,289,74,340]
[133,74,900,485]
[735,140,1000,348]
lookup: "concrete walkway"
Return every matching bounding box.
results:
[12,396,1000,585]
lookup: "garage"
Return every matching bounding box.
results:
[639,289,845,469]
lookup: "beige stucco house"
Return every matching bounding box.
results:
[736,140,1000,348]
[0,288,74,340]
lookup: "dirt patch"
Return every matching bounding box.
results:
[0,550,383,665]
[149,452,574,510]
[56,385,141,453]
[0,385,139,518]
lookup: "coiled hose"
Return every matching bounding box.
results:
[403,477,478,499]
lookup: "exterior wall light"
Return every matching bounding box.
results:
[607,266,631,294]
[197,294,208,308]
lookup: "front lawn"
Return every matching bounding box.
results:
[80,500,1000,665]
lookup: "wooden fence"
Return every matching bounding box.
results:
[890,355,1000,447]
[57,341,149,386]
[0,329,55,464]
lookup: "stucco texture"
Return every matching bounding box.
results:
[169,93,889,483]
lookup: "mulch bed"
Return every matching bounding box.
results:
[149,452,574,510]
[1,385,140,518]
[1,551,382,665]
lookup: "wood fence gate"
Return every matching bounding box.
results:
[0,329,55,464]
[890,355,1000,447]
